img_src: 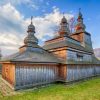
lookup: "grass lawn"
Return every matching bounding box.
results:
[0,77,100,100]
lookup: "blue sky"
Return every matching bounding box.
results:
[0,0,100,55]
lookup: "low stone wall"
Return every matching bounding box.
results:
[66,64,100,82]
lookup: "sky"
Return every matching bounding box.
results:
[0,0,100,56]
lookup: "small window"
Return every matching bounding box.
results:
[77,54,83,61]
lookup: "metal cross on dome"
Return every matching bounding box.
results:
[31,16,33,24]
[79,8,81,12]
[63,12,65,17]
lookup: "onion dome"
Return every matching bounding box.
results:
[61,15,68,23]
[59,14,70,36]
[78,10,83,20]
[27,17,35,33]
[24,16,38,46]
[27,24,35,33]
[75,8,86,32]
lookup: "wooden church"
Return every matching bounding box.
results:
[0,10,100,90]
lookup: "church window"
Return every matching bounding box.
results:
[77,53,83,61]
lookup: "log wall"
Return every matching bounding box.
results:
[15,64,58,89]
[1,62,100,90]
[67,50,92,62]
[66,64,100,82]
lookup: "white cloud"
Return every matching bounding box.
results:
[0,3,73,56]
[0,0,46,10]
[0,3,26,56]
[32,7,73,40]
[0,0,31,5]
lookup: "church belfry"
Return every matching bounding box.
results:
[75,8,86,32]
[71,9,93,51]
[59,13,70,36]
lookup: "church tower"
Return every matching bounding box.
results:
[59,14,70,36]
[43,15,71,60]
[75,8,86,32]
[24,16,38,47]
[71,9,93,52]
[19,16,39,52]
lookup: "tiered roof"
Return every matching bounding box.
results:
[1,17,61,64]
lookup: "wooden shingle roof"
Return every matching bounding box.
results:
[1,47,62,64]
[43,37,93,54]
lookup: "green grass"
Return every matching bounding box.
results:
[0,78,100,100]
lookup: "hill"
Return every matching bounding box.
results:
[94,48,100,60]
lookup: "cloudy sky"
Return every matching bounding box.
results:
[0,0,100,56]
